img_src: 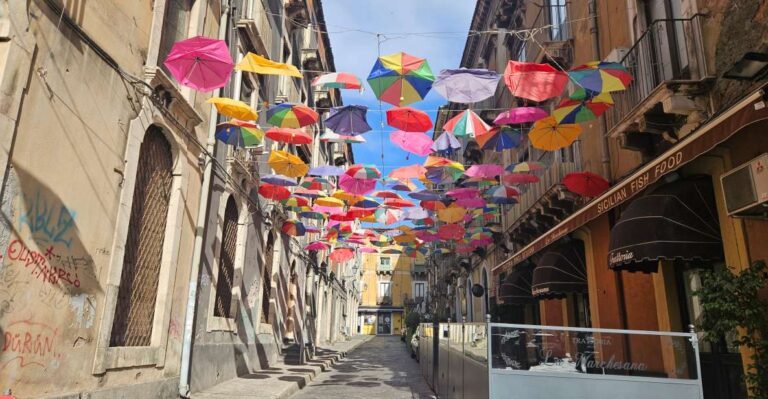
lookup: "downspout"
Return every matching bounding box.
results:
[589,0,612,181]
[178,2,230,397]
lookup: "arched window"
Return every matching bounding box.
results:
[261,233,275,323]
[214,197,239,318]
[111,126,173,347]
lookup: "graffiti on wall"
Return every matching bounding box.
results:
[0,320,62,371]
[18,191,77,248]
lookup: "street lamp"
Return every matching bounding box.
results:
[723,52,768,81]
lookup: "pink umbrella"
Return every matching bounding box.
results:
[339,174,376,195]
[456,197,487,208]
[164,36,234,92]
[389,165,427,179]
[494,107,549,125]
[470,237,494,247]
[312,204,345,215]
[359,247,378,253]
[417,233,440,242]
[330,248,355,262]
[464,164,504,178]
[503,61,569,102]
[504,173,541,184]
[456,245,476,254]
[446,187,480,199]
[305,241,330,251]
[390,131,434,156]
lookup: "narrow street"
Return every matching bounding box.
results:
[289,336,434,399]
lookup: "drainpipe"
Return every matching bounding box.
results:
[179,2,230,397]
[589,0,612,181]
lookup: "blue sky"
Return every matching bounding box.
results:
[323,0,476,176]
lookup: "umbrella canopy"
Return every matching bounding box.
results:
[309,165,345,176]
[258,183,291,201]
[338,174,376,195]
[563,171,610,197]
[300,211,327,221]
[552,92,613,124]
[331,189,365,204]
[300,176,331,191]
[280,196,309,208]
[324,105,372,135]
[443,109,491,137]
[432,68,501,103]
[474,126,523,151]
[431,131,462,156]
[367,52,435,106]
[508,161,546,173]
[261,174,296,186]
[215,120,264,148]
[305,241,330,251]
[353,198,380,209]
[386,107,433,132]
[425,164,464,185]
[446,187,480,199]
[266,103,319,128]
[494,107,549,125]
[568,62,633,93]
[386,179,416,192]
[346,164,382,179]
[236,52,302,77]
[490,186,520,204]
[456,197,486,208]
[164,36,234,92]
[438,224,465,240]
[281,219,306,236]
[421,200,447,211]
[528,116,582,151]
[316,196,346,207]
[329,248,355,262]
[390,131,434,156]
[383,198,415,208]
[503,61,569,102]
[312,72,362,90]
[374,208,403,224]
[373,191,401,199]
[295,188,325,198]
[207,97,258,120]
[319,129,367,143]
[267,150,309,177]
[265,128,313,145]
[389,165,427,179]
[465,164,504,178]
[437,206,466,223]
[503,173,540,184]
[409,189,441,201]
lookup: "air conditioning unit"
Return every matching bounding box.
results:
[721,153,768,218]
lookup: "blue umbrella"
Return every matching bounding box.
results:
[477,126,523,151]
[431,131,462,156]
[409,189,441,201]
[308,165,345,176]
[353,198,380,209]
[324,105,372,135]
[261,174,297,186]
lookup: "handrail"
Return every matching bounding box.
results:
[620,14,708,64]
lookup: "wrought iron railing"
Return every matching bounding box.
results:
[377,296,393,305]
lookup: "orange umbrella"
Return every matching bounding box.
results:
[437,205,467,223]
[389,165,427,179]
[528,116,582,151]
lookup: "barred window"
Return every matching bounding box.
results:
[111,127,173,347]
[214,197,239,318]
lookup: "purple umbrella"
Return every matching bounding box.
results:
[432,68,501,104]
[309,165,345,176]
[431,131,462,156]
[261,174,297,186]
[324,105,372,135]
[408,189,441,201]
[494,107,548,125]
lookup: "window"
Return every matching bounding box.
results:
[111,127,173,347]
[414,282,426,299]
[214,197,239,318]
[158,0,192,73]
[379,257,391,267]
[378,281,392,299]
[548,0,569,41]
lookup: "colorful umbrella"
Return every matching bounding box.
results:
[431,131,462,156]
[367,52,434,106]
[386,107,433,132]
[280,196,309,208]
[267,150,309,177]
[346,164,382,179]
[503,61,569,102]
[389,165,427,179]
[309,165,345,176]
[281,219,306,236]
[563,171,610,197]
[503,173,540,184]
[464,164,504,178]
[385,179,416,192]
[266,103,319,128]
[390,131,434,156]
[331,190,365,204]
[373,191,402,199]
[446,187,480,199]
[236,52,302,77]
[409,189,441,201]
[163,36,234,92]
[265,128,313,145]
[215,120,264,148]
[300,176,330,190]
[375,208,404,224]
[353,198,380,209]
[438,224,465,240]
[528,116,582,151]
[443,109,490,137]
[258,183,290,201]
[207,97,258,121]
[474,126,522,151]
[493,107,549,125]
[568,62,633,93]
[432,68,501,103]
[425,164,464,185]
[312,72,362,90]
[324,105,372,135]
[508,161,547,173]
[261,174,296,186]
[490,186,520,205]
[300,211,327,221]
[552,92,614,124]
[338,174,376,195]
[456,197,487,208]
[319,129,367,143]
[305,241,330,251]
[295,188,325,199]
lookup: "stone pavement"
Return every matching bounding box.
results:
[191,335,373,399]
[288,335,436,399]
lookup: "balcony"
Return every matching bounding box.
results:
[412,264,427,277]
[376,296,393,306]
[236,0,274,59]
[376,263,393,275]
[604,16,713,156]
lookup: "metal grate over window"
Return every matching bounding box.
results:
[261,235,274,323]
[214,197,239,318]
[111,127,173,347]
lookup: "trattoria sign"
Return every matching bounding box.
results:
[493,90,768,276]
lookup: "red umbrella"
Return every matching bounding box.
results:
[347,207,376,219]
[503,61,569,102]
[373,191,402,199]
[421,200,447,211]
[503,173,540,185]
[266,128,313,145]
[438,224,465,240]
[563,171,609,197]
[258,183,291,201]
[383,198,415,208]
[330,248,355,262]
[386,107,433,132]
[330,212,357,222]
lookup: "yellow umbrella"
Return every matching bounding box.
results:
[394,234,416,245]
[437,205,467,223]
[528,116,582,151]
[315,196,345,207]
[236,53,303,78]
[360,213,377,223]
[267,150,309,177]
[331,190,364,204]
[207,97,258,121]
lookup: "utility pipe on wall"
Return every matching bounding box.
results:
[589,0,613,181]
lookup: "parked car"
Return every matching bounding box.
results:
[410,325,420,361]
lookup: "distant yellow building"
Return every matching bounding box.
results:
[357,252,428,335]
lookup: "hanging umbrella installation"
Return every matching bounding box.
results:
[568,62,633,93]
[215,120,264,148]
[367,52,435,106]
[320,129,367,143]
[266,103,319,128]
[493,107,549,125]
[258,183,291,201]
[312,72,362,90]
[389,165,427,179]
[261,174,297,186]
[443,109,491,137]
[338,174,376,195]
[390,131,434,156]
[431,131,462,156]
[265,128,313,145]
[528,116,583,151]
[474,126,522,151]
[552,92,614,124]
[309,165,345,176]
[464,164,504,178]
[563,171,610,197]
[503,61,569,102]
[324,105,372,135]
[386,107,433,132]
[281,219,306,237]
[346,165,382,180]
[163,36,234,92]
[268,150,309,177]
[432,68,501,103]
[236,52,302,77]
[207,97,258,121]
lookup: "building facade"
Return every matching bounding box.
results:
[435,1,768,398]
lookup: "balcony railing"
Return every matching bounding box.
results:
[412,264,427,275]
[377,296,392,306]
[604,15,709,133]
[377,263,393,274]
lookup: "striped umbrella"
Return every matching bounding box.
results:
[367,52,435,106]
[266,103,319,128]
[443,109,490,137]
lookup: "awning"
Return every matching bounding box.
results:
[498,261,534,304]
[532,242,588,299]
[608,176,723,273]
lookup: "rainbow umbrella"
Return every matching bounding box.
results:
[281,219,306,236]
[390,131,434,156]
[346,164,382,179]
[552,92,614,123]
[300,176,332,191]
[474,126,522,151]
[312,72,362,90]
[215,120,264,148]
[267,103,319,128]
[280,196,309,208]
[299,211,327,221]
[367,52,434,106]
[163,36,234,92]
[568,62,633,93]
[443,109,490,137]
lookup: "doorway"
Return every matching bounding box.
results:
[377,312,392,335]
